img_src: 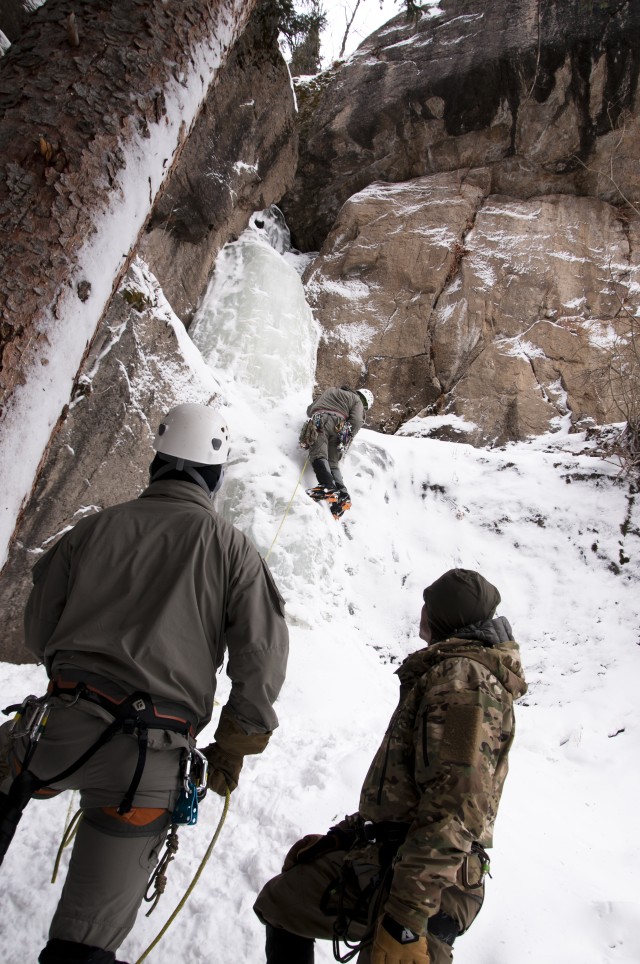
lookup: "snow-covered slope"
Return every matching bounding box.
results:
[1,213,639,964]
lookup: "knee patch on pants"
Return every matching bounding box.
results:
[84,806,171,837]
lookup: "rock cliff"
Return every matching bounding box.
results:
[1,0,639,662]
[0,2,297,662]
[139,9,297,323]
[285,0,640,442]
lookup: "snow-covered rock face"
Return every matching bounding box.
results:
[0,260,224,664]
[139,10,297,324]
[0,0,256,572]
[306,173,640,441]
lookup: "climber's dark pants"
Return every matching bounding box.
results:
[308,414,346,489]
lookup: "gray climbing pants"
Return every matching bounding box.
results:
[0,696,185,951]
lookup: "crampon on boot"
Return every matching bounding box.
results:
[330,491,352,519]
[306,485,339,503]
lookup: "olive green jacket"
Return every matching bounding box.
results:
[24,480,289,735]
[358,627,527,933]
[307,386,365,438]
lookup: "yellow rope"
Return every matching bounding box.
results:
[51,803,83,884]
[265,457,309,562]
[134,786,231,964]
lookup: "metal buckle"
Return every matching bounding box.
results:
[362,820,377,843]
[190,747,209,801]
[179,747,209,801]
[9,695,49,741]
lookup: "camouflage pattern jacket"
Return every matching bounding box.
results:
[358,621,527,933]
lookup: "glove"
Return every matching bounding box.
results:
[281,815,364,871]
[371,915,430,964]
[282,833,325,872]
[202,707,271,797]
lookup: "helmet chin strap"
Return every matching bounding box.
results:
[210,466,224,496]
[182,465,214,496]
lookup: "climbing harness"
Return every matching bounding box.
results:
[0,682,196,867]
[319,817,410,963]
[4,685,227,963]
[265,456,309,562]
[300,412,351,451]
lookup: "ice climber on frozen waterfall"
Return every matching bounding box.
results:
[300,385,374,519]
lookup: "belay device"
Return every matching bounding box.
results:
[172,747,208,826]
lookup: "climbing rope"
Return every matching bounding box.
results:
[265,456,309,562]
[134,786,231,964]
[144,823,180,916]
[51,793,82,884]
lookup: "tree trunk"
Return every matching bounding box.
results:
[0,0,255,567]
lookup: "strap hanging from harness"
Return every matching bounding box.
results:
[323,817,410,963]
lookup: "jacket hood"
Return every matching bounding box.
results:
[398,628,527,701]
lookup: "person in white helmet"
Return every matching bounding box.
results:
[303,386,374,519]
[0,403,289,964]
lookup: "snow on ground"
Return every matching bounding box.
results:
[1,211,640,964]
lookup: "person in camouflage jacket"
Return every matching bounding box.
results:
[254,569,527,964]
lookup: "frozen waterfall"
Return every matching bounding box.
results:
[190,208,317,401]
[188,207,350,622]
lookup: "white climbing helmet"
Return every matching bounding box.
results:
[357,388,374,410]
[153,403,230,466]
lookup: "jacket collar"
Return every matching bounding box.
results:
[397,632,527,700]
[139,479,214,511]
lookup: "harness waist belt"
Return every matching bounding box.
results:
[361,820,410,845]
[311,409,347,420]
[49,677,196,737]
